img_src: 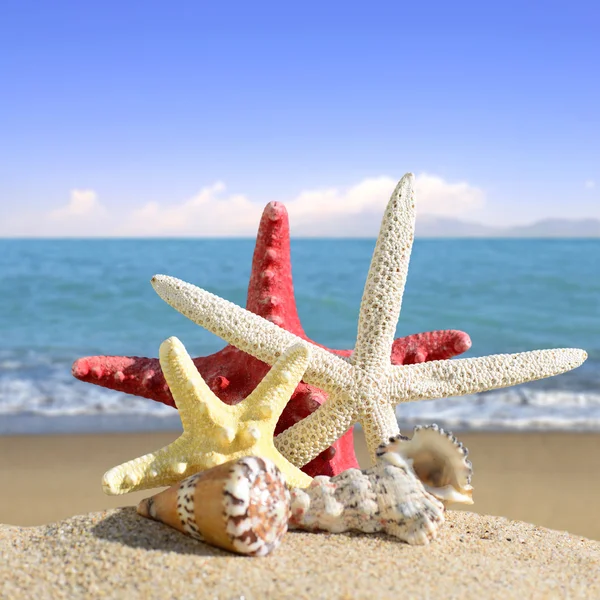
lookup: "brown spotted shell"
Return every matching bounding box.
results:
[137,456,290,556]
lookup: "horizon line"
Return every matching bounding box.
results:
[1,235,600,241]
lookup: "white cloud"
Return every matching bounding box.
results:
[49,189,105,219]
[284,174,484,224]
[117,182,260,236]
[414,173,485,216]
[285,176,396,225]
[0,189,111,237]
[585,180,596,189]
[1,173,486,237]
[284,173,485,235]
[49,189,109,236]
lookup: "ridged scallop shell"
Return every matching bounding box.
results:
[379,424,473,505]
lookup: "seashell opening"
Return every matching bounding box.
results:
[378,424,473,505]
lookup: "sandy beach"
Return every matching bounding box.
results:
[1,429,599,541]
[1,429,600,598]
[2,508,598,599]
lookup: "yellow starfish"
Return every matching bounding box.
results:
[102,336,313,494]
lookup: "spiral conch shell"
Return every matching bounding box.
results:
[288,425,473,545]
[137,456,290,556]
[384,424,473,505]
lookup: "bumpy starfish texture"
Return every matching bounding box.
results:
[72,200,472,478]
[102,337,313,494]
[151,173,587,467]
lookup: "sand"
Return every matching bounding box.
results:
[1,430,599,540]
[1,508,598,599]
[1,430,599,598]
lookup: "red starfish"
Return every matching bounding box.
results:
[72,202,471,477]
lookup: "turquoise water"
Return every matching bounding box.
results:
[0,238,598,433]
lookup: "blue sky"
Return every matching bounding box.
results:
[1,1,598,236]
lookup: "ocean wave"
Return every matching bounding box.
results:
[0,376,176,417]
[1,371,600,434]
[395,389,600,432]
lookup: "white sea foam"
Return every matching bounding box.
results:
[395,389,600,432]
[0,376,176,417]
[1,373,600,434]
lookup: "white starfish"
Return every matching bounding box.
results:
[150,174,587,466]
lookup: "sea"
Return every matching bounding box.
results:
[0,238,598,435]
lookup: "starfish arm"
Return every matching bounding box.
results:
[245,201,306,336]
[102,434,209,495]
[275,390,356,468]
[243,343,311,435]
[151,274,354,391]
[353,173,416,373]
[387,348,588,403]
[72,355,176,405]
[390,330,472,364]
[358,402,402,462]
[160,336,238,430]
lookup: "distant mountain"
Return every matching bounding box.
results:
[415,216,496,237]
[506,218,600,238]
[416,216,600,238]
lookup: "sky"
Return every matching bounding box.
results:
[0,1,598,237]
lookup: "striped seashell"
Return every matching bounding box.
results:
[137,456,290,556]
